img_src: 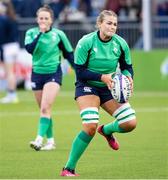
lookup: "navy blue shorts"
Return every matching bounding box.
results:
[31,65,62,90]
[75,81,114,105]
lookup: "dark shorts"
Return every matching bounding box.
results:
[31,65,62,90]
[75,81,114,105]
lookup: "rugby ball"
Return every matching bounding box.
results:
[111,73,132,103]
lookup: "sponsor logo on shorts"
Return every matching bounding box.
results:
[31,82,36,88]
[83,86,92,93]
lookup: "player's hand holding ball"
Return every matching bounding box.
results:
[110,73,132,103]
[126,76,134,93]
[101,74,114,90]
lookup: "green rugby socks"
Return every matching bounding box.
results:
[65,131,93,170]
[103,120,125,135]
[46,118,53,138]
[38,117,51,137]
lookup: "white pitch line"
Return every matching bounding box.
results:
[135,107,168,112]
[59,91,168,97]
[1,107,168,117]
[0,111,78,117]
[133,91,168,97]
[4,91,168,102]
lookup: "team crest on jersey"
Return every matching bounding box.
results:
[113,47,118,53]
[83,86,92,93]
[112,41,119,55]
[52,35,56,40]
[93,47,98,52]
[52,32,57,40]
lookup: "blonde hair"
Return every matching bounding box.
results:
[96,10,117,28]
[36,4,54,21]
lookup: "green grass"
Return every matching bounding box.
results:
[132,50,168,91]
[0,90,168,179]
[0,50,168,179]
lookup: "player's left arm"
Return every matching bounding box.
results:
[58,31,75,69]
[119,42,134,91]
[119,45,133,77]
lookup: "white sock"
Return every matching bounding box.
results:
[35,135,43,143]
[47,138,55,144]
[7,92,17,99]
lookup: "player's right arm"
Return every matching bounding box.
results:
[24,29,42,54]
[75,36,113,88]
[75,37,102,81]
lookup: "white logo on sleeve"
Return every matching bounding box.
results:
[52,32,57,40]
[112,40,117,46]
[78,44,82,48]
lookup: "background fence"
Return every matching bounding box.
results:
[18,17,168,49]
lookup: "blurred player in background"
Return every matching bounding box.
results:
[0,0,20,104]
[24,5,74,151]
[0,2,6,65]
[61,10,137,176]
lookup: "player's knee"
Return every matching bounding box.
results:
[113,103,136,132]
[40,105,51,116]
[130,118,137,130]
[80,107,99,136]
[84,124,97,136]
[121,118,137,132]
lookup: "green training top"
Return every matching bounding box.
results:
[75,31,132,87]
[25,27,73,74]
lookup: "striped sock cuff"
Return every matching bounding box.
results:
[80,107,99,124]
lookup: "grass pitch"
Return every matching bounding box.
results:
[0,89,167,179]
[0,50,168,179]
